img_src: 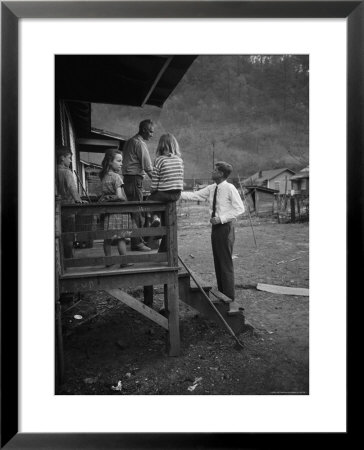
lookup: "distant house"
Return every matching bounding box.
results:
[79,160,102,198]
[290,166,309,196]
[242,186,279,216]
[243,168,296,194]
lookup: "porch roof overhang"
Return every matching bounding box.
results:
[245,185,279,194]
[56,55,197,107]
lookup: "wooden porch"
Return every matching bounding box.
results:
[56,199,246,385]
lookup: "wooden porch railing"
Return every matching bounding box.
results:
[55,198,180,385]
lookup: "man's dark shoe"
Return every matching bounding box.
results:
[151,217,161,227]
[133,243,152,252]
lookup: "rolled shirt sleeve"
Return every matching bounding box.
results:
[137,140,153,173]
[180,185,211,202]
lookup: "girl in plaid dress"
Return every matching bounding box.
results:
[99,149,133,268]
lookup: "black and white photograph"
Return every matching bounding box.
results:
[2,1,354,443]
[55,54,309,395]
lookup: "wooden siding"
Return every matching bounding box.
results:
[85,172,102,196]
[292,178,309,195]
[256,190,275,215]
[266,170,294,194]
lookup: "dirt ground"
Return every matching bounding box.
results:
[57,203,309,395]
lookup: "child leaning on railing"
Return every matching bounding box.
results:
[99,149,134,268]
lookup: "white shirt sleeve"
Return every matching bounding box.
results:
[181,185,211,202]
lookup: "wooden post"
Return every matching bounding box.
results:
[164,201,180,355]
[165,202,178,267]
[55,283,64,387]
[55,197,65,386]
[296,195,301,220]
[143,285,154,307]
[164,279,180,356]
[290,197,296,223]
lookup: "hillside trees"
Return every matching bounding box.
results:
[93,55,309,178]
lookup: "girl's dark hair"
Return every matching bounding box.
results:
[99,148,122,180]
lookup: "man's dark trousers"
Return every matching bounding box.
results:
[211,222,235,300]
[147,190,181,253]
[123,174,144,249]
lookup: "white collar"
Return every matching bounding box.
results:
[215,180,227,188]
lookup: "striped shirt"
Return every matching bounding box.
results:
[150,155,184,191]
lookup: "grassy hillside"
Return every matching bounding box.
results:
[92,55,309,179]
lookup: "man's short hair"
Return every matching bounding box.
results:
[139,119,154,133]
[56,145,72,163]
[215,161,233,179]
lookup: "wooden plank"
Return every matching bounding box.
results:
[64,252,167,268]
[61,264,176,278]
[188,269,212,292]
[179,289,245,336]
[257,283,309,297]
[55,250,64,385]
[55,197,62,238]
[61,226,166,241]
[106,288,168,330]
[165,202,178,267]
[59,269,177,294]
[61,202,167,216]
[209,287,233,303]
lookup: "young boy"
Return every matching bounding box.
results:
[56,146,84,204]
[56,146,87,258]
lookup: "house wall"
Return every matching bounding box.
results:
[244,192,255,212]
[85,171,102,196]
[256,190,275,215]
[58,100,80,196]
[267,171,294,194]
[292,177,309,195]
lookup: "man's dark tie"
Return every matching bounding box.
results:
[211,185,218,218]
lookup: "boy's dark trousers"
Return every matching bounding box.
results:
[211,221,235,300]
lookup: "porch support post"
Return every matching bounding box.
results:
[164,278,180,356]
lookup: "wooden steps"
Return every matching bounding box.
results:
[178,269,246,335]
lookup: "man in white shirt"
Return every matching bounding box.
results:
[181,162,245,313]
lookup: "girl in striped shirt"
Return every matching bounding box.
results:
[148,133,184,251]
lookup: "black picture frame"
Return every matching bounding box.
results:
[1,1,358,448]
